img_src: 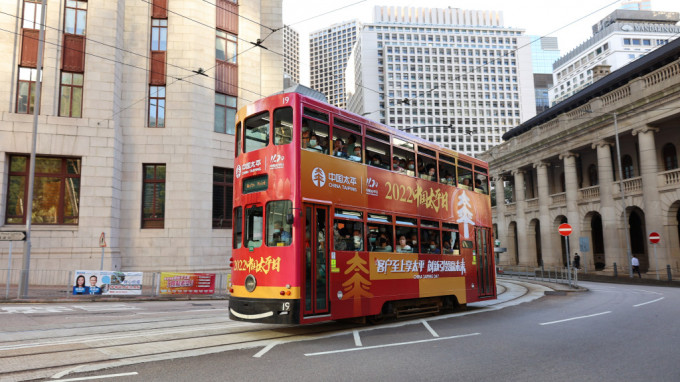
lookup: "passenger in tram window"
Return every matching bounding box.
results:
[346,135,358,155]
[307,133,323,152]
[333,138,348,158]
[410,233,419,248]
[376,237,393,252]
[399,158,407,170]
[428,239,441,254]
[392,156,406,173]
[301,122,311,148]
[446,173,455,186]
[443,240,453,255]
[349,146,362,162]
[425,165,436,181]
[461,177,471,188]
[396,235,412,253]
[370,154,385,169]
[367,232,378,250]
[333,226,348,251]
[319,136,330,154]
[352,229,363,251]
[406,159,416,176]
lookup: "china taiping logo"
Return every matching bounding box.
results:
[312,167,326,187]
[235,165,242,179]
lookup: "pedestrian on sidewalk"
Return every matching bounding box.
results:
[573,253,580,270]
[631,255,642,278]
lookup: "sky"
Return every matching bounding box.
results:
[282,0,680,85]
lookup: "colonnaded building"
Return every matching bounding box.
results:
[481,38,680,275]
[0,0,284,275]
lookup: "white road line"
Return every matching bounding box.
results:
[52,365,84,379]
[539,311,611,326]
[353,330,363,347]
[50,372,138,381]
[253,343,277,358]
[421,320,439,338]
[136,308,230,315]
[633,297,664,307]
[304,333,480,356]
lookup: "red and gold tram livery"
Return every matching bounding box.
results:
[229,92,496,324]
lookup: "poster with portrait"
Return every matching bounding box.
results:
[72,270,143,295]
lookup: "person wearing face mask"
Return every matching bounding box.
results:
[351,229,363,251]
[427,165,436,181]
[271,221,291,245]
[410,233,418,249]
[376,237,392,252]
[396,235,412,253]
[371,154,384,169]
[307,133,323,152]
[428,239,441,254]
[350,146,362,162]
[406,160,416,176]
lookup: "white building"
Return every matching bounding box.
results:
[549,9,680,106]
[0,0,284,275]
[283,25,300,86]
[310,20,360,108]
[345,6,536,158]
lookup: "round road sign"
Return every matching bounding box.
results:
[649,232,660,244]
[558,223,572,237]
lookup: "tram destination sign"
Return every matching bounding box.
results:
[243,174,268,194]
[0,231,27,241]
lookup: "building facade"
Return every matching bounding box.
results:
[283,25,299,86]
[529,36,560,114]
[482,38,680,275]
[0,0,284,275]
[549,9,679,106]
[346,6,536,158]
[309,20,359,108]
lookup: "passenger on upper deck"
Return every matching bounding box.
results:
[392,156,406,173]
[349,146,362,162]
[370,154,386,169]
[375,237,392,252]
[306,133,324,152]
[427,239,441,254]
[346,135,358,155]
[396,236,412,253]
[333,138,348,158]
[406,159,416,176]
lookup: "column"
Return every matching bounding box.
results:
[633,126,666,272]
[512,170,531,265]
[592,141,621,270]
[493,176,508,265]
[534,162,554,267]
[560,152,580,266]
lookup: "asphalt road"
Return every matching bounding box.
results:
[40,281,680,382]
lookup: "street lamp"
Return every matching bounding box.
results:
[587,110,634,277]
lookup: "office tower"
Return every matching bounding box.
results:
[284,25,300,86]
[530,36,560,114]
[310,20,360,108]
[346,6,536,157]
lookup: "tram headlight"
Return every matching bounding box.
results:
[244,274,257,292]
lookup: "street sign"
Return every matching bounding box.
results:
[99,232,107,248]
[558,223,572,237]
[0,231,26,241]
[649,232,660,244]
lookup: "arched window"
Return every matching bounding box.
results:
[622,155,634,179]
[588,164,598,186]
[663,143,678,170]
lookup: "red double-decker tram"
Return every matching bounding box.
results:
[229,92,495,324]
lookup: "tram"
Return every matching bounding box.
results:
[228,92,495,324]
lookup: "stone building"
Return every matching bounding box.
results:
[0,0,284,275]
[482,37,680,275]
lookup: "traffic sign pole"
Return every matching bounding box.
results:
[558,224,573,288]
[649,232,660,280]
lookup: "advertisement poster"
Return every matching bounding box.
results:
[72,270,143,295]
[159,272,216,295]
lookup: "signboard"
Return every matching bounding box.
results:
[0,231,26,241]
[159,272,216,295]
[243,174,269,194]
[579,237,590,253]
[72,270,143,295]
[558,223,572,237]
[649,232,660,244]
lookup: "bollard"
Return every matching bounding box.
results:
[541,265,544,281]
[667,265,672,282]
[613,262,618,277]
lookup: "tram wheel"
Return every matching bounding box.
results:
[367,313,385,325]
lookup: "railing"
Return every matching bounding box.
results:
[550,192,566,205]
[643,60,680,88]
[505,202,516,213]
[600,85,631,107]
[526,198,539,210]
[617,176,642,195]
[660,168,680,187]
[497,265,579,288]
[579,185,600,201]
[1,268,231,300]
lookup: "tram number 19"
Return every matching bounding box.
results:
[281,302,291,311]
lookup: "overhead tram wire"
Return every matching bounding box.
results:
[286,0,367,27]
[200,0,278,33]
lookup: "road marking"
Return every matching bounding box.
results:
[253,343,277,358]
[353,330,363,346]
[304,333,480,356]
[421,320,439,337]
[539,311,611,326]
[51,372,138,381]
[633,297,664,307]
[52,365,84,379]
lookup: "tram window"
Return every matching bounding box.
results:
[439,159,456,186]
[244,112,270,153]
[367,214,393,252]
[395,216,417,226]
[333,117,361,134]
[244,205,263,249]
[474,172,489,194]
[366,137,390,169]
[332,128,355,160]
[366,129,389,142]
[442,230,459,255]
[273,107,293,145]
[418,154,437,181]
[333,219,364,251]
[233,207,242,249]
[302,118,329,154]
[418,146,436,157]
[395,227,417,253]
[235,121,242,157]
[420,227,441,254]
[303,107,329,122]
[458,160,473,189]
[393,140,415,175]
[266,200,292,247]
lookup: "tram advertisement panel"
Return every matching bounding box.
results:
[301,151,491,240]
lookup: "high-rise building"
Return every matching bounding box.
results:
[310,20,360,108]
[0,0,284,273]
[283,25,300,86]
[621,0,652,10]
[529,36,560,114]
[346,6,536,157]
[549,9,679,105]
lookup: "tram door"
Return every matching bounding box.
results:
[303,204,329,316]
[475,227,495,297]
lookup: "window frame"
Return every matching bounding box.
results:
[22,0,43,30]
[151,18,168,52]
[64,0,88,36]
[141,164,166,229]
[148,85,166,128]
[59,72,84,118]
[212,167,233,228]
[216,29,238,64]
[214,93,237,134]
[16,67,39,114]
